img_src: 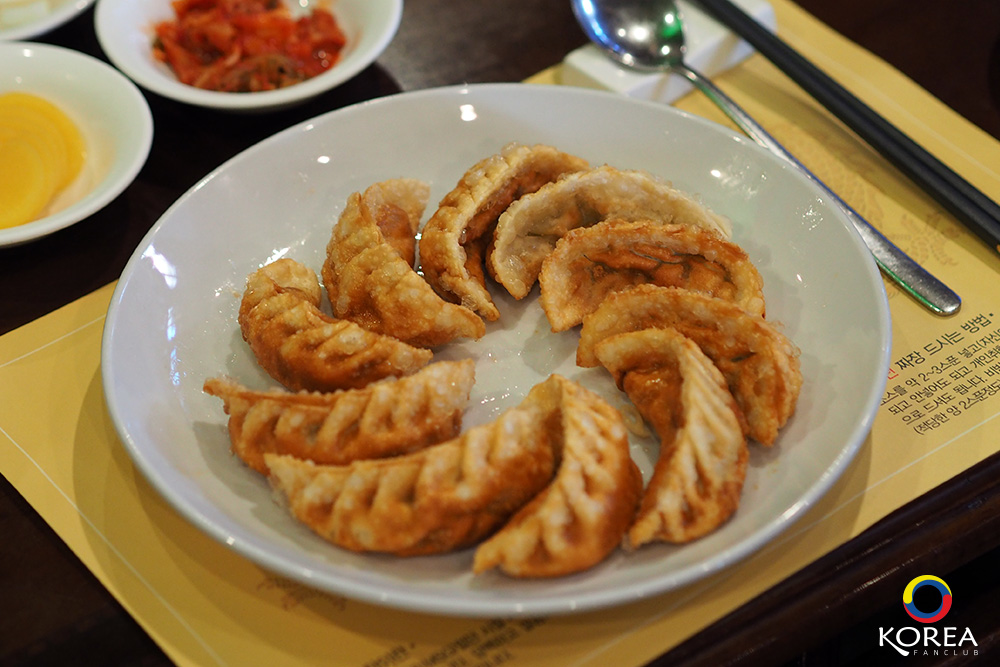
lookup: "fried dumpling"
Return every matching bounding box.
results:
[473,375,642,577]
[324,178,428,271]
[419,143,588,321]
[538,220,765,331]
[330,243,487,347]
[321,181,485,347]
[265,403,557,556]
[489,166,734,299]
[577,285,801,446]
[238,258,432,392]
[593,329,747,547]
[370,180,426,268]
[203,360,475,474]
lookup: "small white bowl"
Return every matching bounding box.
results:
[0,42,153,247]
[94,0,403,112]
[0,0,95,42]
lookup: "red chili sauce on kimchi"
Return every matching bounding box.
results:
[152,0,347,93]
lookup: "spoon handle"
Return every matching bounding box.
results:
[675,63,961,316]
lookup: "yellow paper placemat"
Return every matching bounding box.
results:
[4,2,1000,665]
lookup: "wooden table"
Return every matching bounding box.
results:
[2,1,999,664]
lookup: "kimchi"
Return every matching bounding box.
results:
[152,0,347,93]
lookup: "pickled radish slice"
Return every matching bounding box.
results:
[0,107,67,184]
[0,91,86,228]
[0,136,52,229]
[0,92,85,188]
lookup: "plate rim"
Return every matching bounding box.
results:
[102,82,892,616]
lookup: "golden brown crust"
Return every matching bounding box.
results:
[489,166,734,299]
[238,258,433,391]
[264,404,557,556]
[329,243,487,347]
[369,181,426,267]
[593,329,747,547]
[577,285,801,446]
[472,375,642,577]
[203,359,475,474]
[538,220,765,331]
[419,143,588,321]
[324,179,428,272]
[322,181,485,347]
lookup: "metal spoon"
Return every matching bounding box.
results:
[571,0,961,316]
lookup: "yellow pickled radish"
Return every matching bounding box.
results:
[0,92,85,188]
[0,91,86,229]
[0,107,67,185]
[0,136,53,229]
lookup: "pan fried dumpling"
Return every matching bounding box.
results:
[539,220,765,331]
[577,285,801,446]
[489,166,734,299]
[238,258,432,392]
[265,403,557,556]
[322,181,485,347]
[593,329,747,547]
[203,360,475,474]
[324,179,428,272]
[370,181,426,268]
[419,143,588,321]
[329,243,486,347]
[473,375,642,577]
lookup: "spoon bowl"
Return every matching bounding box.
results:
[572,0,686,71]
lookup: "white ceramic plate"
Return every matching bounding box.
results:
[102,84,891,617]
[0,42,152,247]
[0,0,93,41]
[94,0,402,112]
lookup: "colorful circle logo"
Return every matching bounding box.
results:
[903,575,952,623]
